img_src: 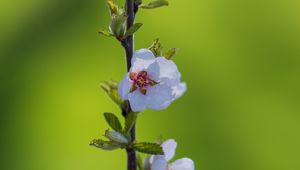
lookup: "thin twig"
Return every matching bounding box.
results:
[122,0,140,170]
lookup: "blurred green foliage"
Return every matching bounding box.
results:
[1,0,300,169]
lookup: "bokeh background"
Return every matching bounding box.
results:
[1,0,300,169]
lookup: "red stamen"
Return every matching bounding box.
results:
[129,71,158,95]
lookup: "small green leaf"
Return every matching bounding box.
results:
[100,80,124,106]
[163,48,177,60]
[137,153,143,170]
[132,142,164,155]
[125,23,143,37]
[98,30,113,37]
[104,113,122,132]
[124,112,138,133]
[105,130,129,144]
[140,0,169,9]
[149,38,163,57]
[90,139,120,150]
[107,0,118,14]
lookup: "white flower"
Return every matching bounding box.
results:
[118,48,186,112]
[151,139,195,170]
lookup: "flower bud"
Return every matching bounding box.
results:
[109,10,127,39]
[106,0,127,39]
[105,130,129,144]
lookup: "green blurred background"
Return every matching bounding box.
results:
[1,0,300,169]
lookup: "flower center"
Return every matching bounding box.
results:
[129,71,158,95]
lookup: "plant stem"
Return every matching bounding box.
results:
[125,0,134,70]
[121,0,140,170]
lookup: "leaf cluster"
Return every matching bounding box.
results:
[90,112,164,155]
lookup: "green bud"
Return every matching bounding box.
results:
[105,130,129,144]
[107,80,118,89]
[110,13,127,39]
[149,38,163,57]
[106,0,127,39]
[163,48,177,60]
[100,80,124,107]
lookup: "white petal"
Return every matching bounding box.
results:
[172,82,187,100]
[151,155,168,170]
[169,158,195,170]
[132,48,155,62]
[147,57,180,83]
[149,155,154,164]
[128,90,147,112]
[161,139,177,162]
[145,84,174,110]
[118,73,132,100]
[131,49,156,72]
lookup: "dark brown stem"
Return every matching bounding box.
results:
[121,0,140,170]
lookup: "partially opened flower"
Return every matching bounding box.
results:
[151,139,194,170]
[118,49,186,112]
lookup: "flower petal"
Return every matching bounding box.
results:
[151,155,168,170]
[169,158,195,170]
[147,57,180,83]
[145,84,174,110]
[131,49,156,72]
[172,82,187,100]
[118,73,132,100]
[161,139,177,162]
[128,90,147,112]
[132,48,155,62]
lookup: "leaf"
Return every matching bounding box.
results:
[104,113,122,132]
[124,112,138,133]
[137,153,143,170]
[107,0,118,14]
[163,48,177,60]
[105,130,129,144]
[140,0,169,9]
[149,38,163,57]
[90,139,120,150]
[98,30,113,37]
[100,80,124,106]
[132,142,164,155]
[125,23,143,37]
[100,81,110,93]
